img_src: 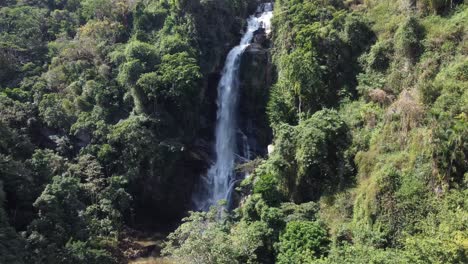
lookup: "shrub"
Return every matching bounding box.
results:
[394,17,424,62]
[361,40,393,72]
[276,221,330,264]
[386,90,424,134]
[253,173,283,206]
[319,244,405,264]
[163,208,238,264]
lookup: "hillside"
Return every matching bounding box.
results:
[0,0,466,263]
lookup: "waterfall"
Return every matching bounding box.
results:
[193,3,273,211]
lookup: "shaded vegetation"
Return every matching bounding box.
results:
[0,0,264,262]
[1,0,466,263]
[164,0,467,263]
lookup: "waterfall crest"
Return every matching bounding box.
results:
[193,3,273,211]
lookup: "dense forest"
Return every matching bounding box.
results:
[0,0,466,263]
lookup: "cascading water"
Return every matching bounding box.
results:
[193,3,273,211]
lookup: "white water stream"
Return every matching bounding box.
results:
[193,3,273,210]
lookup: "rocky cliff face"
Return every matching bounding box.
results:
[198,5,273,165]
[238,27,273,157]
[132,2,269,226]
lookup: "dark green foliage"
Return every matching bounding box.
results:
[260,109,351,203]
[0,183,26,264]
[39,93,74,129]
[28,176,86,242]
[429,58,467,184]
[361,40,394,73]
[280,202,319,222]
[137,51,201,121]
[394,16,424,62]
[133,1,168,33]
[0,6,48,84]
[268,0,374,125]
[276,221,330,264]
[106,115,159,181]
[24,161,129,263]
[62,240,114,264]
[47,9,79,38]
[295,110,351,199]
[254,173,283,206]
[0,0,467,262]
[318,244,404,264]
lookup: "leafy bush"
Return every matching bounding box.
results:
[318,243,404,264]
[394,16,424,62]
[0,183,26,264]
[269,0,373,125]
[361,40,393,73]
[276,221,330,264]
[254,173,283,206]
[163,207,239,264]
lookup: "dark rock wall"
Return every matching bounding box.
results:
[238,28,273,157]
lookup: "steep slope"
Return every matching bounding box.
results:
[164,0,467,263]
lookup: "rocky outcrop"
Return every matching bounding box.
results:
[238,27,273,156]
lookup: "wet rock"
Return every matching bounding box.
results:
[237,35,273,158]
[253,28,268,47]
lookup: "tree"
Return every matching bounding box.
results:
[0,6,48,84]
[276,221,330,264]
[262,109,350,202]
[137,51,201,116]
[38,93,73,130]
[26,175,87,263]
[0,182,26,264]
[163,207,239,264]
[394,17,423,63]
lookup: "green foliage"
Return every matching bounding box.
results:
[269,0,374,125]
[133,1,168,33]
[0,182,26,264]
[125,40,159,66]
[280,202,319,223]
[259,109,351,202]
[107,115,158,179]
[47,9,79,38]
[63,240,114,264]
[81,0,131,22]
[394,16,424,62]
[137,52,201,113]
[429,57,467,183]
[163,207,239,264]
[26,176,88,262]
[276,221,330,264]
[0,6,47,50]
[419,0,463,14]
[231,220,275,264]
[261,2,467,264]
[165,202,284,264]
[318,244,405,264]
[360,40,393,73]
[0,6,48,83]
[401,189,468,263]
[25,160,129,263]
[0,0,467,262]
[39,93,74,129]
[253,173,283,206]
